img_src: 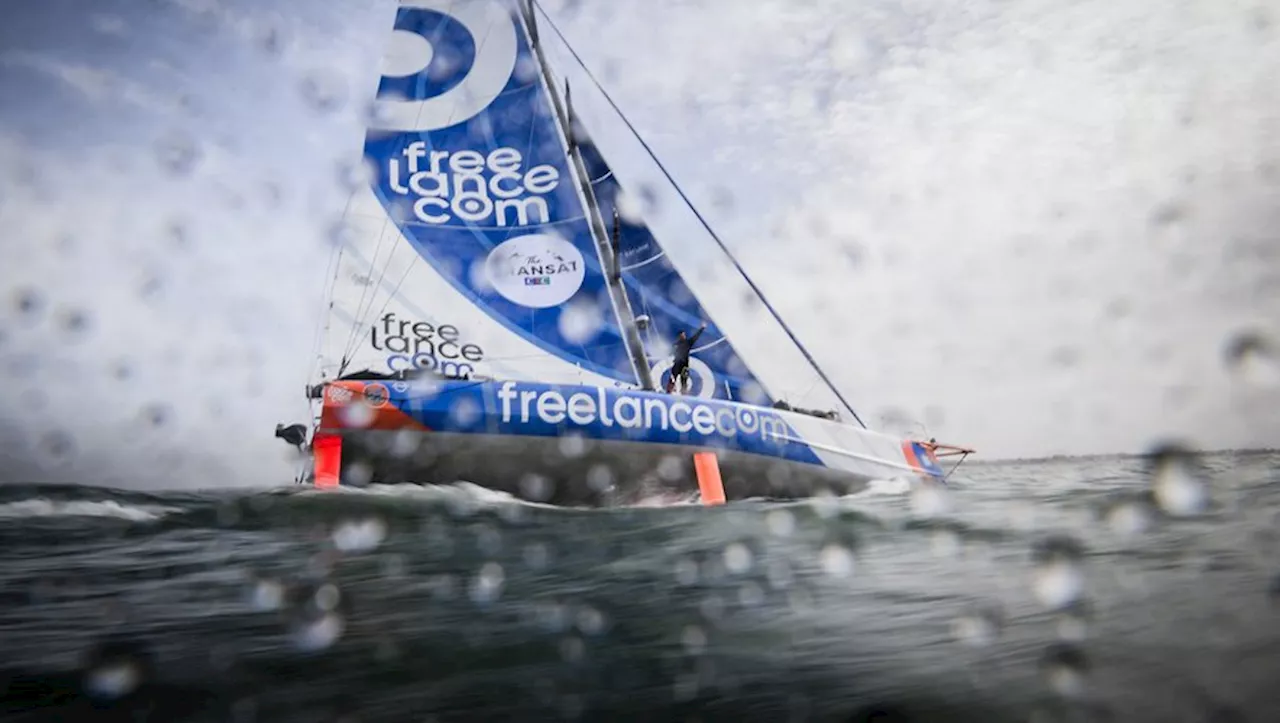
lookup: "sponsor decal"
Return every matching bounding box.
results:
[371,312,485,378]
[496,381,788,445]
[326,385,354,405]
[363,383,390,407]
[386,144,562,228]
[485,234,586,308]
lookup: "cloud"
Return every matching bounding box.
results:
[1,50,183,117]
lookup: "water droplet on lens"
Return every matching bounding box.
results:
[248,578,285,611]
[765,509,794,537]
[1031,536,1085,610]
[1223,330,1280,388]
[299,69,347,112]
[1039,643,1089,699]
[139,403,170,428]
[337,400,374,428]
[13,288,43,319]
[37,430,76,464]
[951,605,1004,647]
[518,473,554,501]
[1103,498,1154,537]
[331,517,386,553]
[470,562,505,604]
[292,612,344,652]
[910,479,950,518]
[84,659,142,699]
[59,308,90,336]
[337,158,374,192]
[155,131,201,176]
[681,624,707,655]
[1146,442,1209,517]
[558,300,603,344]
[819,543,855,578]
[722,543,753,574]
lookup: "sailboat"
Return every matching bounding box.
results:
[283,0,973,504]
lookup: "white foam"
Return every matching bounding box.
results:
[0,498,177,521]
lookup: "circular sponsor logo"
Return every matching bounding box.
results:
[371,0,518,133]
[363,383,390,407]
[485,233,586,308]
[650,356,716,400]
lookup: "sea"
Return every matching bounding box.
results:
[0,450,1277,723]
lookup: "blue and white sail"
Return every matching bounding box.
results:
[320,0,640,388]
[318,0,776,411]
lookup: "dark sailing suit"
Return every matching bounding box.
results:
[666,326,705,394]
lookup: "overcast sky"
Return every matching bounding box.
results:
[0,0,1277,488]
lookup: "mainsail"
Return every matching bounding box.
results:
[315,0,775,408]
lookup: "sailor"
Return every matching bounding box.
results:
[665,322,707,394]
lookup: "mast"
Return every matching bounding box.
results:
[518,0,656,391]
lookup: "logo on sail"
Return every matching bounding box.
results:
[371,0,519,133]
[485,234,585,308]
[386,145,561,227]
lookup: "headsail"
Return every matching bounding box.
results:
[317,0,639,388]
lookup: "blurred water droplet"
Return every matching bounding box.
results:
[1031,537,1085,610]
[575,605,606,635]
[722,543,753,574]
[249,578,285,612]
[681,624,707,655]
[519,473,554,501]
[139,403,170,428]
[557,433,587,459]
[337,157,375,192]
[910,479,950,518]
[331,517,386,553]
[765,509,794,537]
[337,400,375,428]
[470,562,505,604]
[1040,644,1089,699]
[1103,498,1154,537]
[155,131,201,176]
[586,463,614,492]
[292,613,344,652]
[951,606,1003,647]
[344,460,373,486]
[313,583,341,612]
[819,543,855,578]
[259,24,287,55]
[1146,442,1209,517]
[59,308,91,337]
[37,430,76,464]
[1223,330,1279,388]
[84,659,142,699]
[13,288,43,320]
[1149,201,1186,227]
[299,69,347,112]
[558,300,603,344]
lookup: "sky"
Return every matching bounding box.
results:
[0,0,1277,489]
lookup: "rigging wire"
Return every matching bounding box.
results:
[530,0,867,428]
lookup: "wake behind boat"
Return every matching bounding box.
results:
[279,0,972,504]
